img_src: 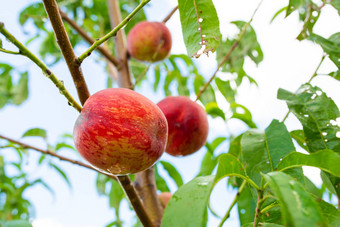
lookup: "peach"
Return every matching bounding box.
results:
[157,96,209,156]
[73,88,168,175]
[127,21,172,62]
[158,192,172,208]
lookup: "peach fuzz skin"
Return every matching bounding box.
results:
[127,21,172,62]
[73,88,168,175]
[158,192,172,208]
[157,96,209,157]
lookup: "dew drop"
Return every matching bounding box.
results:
[198,18,203,23]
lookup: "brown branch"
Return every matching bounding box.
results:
[59,9,121,68]
[162,5,178,23]
[117,175,154,227]
[42,0,90,105]
[107,0,133,89]
[195,0,263,102]
[0,134,118,181]
[134,168,164,226]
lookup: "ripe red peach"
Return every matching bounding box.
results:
[157,96,209,157]
[73,88,168,175]
[127,21,172,62]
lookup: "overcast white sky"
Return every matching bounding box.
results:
[1,0,340,226]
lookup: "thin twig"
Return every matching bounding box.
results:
[0,47,20,55]
[77,0,150,67]
[117,175,154,227]
[162,5,178,23]
[59,9,121,68]
[132,63,152,89]
[281,54,326,122]
[195,0,264,102]
[218,180,247,227]
[260,202,279,214]
[0,134,117,181]
[42,0,90,105]
[0,22,82,112]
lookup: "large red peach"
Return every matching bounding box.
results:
[157,96,209,157]
[127,21,172,62]
[73,88,168,175]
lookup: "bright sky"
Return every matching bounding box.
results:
[1,0,340,226]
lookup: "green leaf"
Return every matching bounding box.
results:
[231,21,263,65]
[3,220,32,227]
[264,172,327,227]
[290,130,309,151]
[205,102,225,120]
[286,0,306,16]
[159,161,184,188]
[308,33,340,69]
[316,195,340,226]
[241,129,272,186]
[330,0,340,16]
[304,176,323,198]
[198,137,226,177]
[109,180,124,210]
[96,174,110,195]
[197,150,217,177]
[19,2,47,31]
[0,38,2,48]
[22,128,47,140]
[194,74,216,105]
[237,184,256,225]
[271,6,288,23]
[265,120,297,167]
[55,142,75,152]
[155,165,170,192]
[228,134,243,157]
[328,70,340,81]
[321,171,340,199]
[215,78,235,103]
[153,65,161,92]
[216,21,262,85]
[215,154,258,189]
[161,176,214,227]
[10,72,28,105]
[296,4,320,40]
[278,84,340,153]
[50,163,72,189]
[277,150,340,178]
[177,0,221,57]
[230,103,257,128]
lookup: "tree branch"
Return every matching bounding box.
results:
[117,175,154,227]
[162,5,178,23]
[195,0,264,102]
[59,9,121,68]
[42,0,90,105]
[0,134,117,181]
[134,167,164,226]
[77,0,150,68]
[107,0,133,88]
[0,22,82,112]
